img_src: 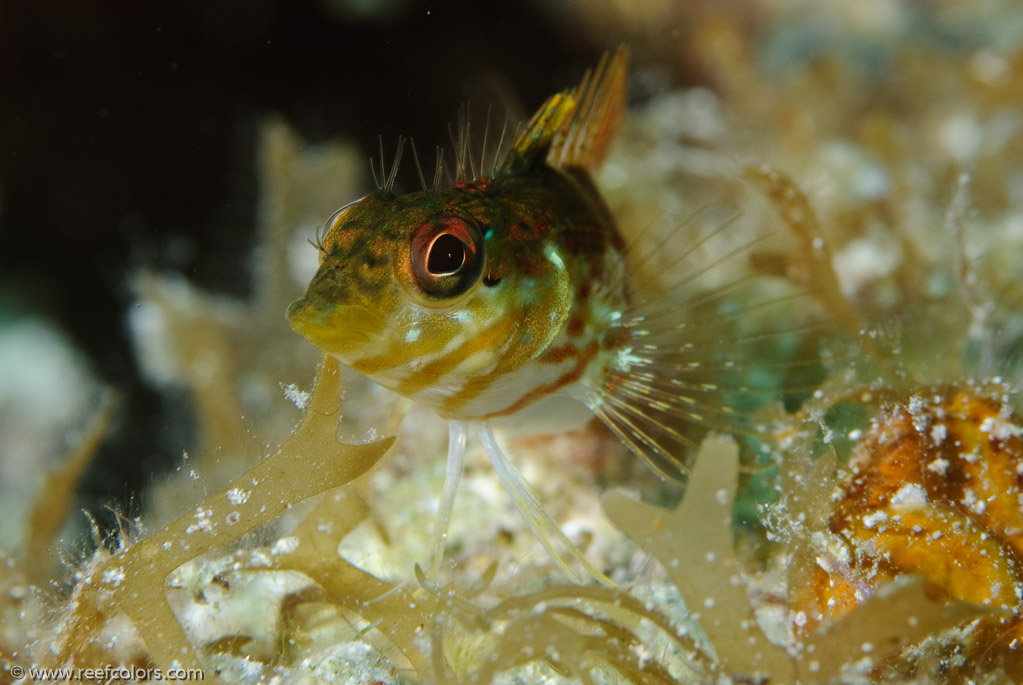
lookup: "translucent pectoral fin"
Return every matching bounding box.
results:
[589,218,842,484]
[588,301,835,484]
[475,422,613,586]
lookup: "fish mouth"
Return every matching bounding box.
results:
[287,296,382,357]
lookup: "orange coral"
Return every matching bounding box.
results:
[792,389,1023,674]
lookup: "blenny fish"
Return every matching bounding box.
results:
[287,48,806,582]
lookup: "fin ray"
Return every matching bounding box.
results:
[425,421,468,577]
[548,46,628,172]
[476,423,613,585]
[501,47,628,176]
[586,215,839,483]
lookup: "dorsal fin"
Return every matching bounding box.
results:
[499,92,575,176]
[548,46,628,172]
[500,47,629,177]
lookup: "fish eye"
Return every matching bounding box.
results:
[427,233,466,275]
[409,216,484,300]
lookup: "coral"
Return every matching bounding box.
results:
[791,389,1023,679]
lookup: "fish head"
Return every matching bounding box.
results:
[287,183,573,409]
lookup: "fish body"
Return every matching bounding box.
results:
[289,162,626,425]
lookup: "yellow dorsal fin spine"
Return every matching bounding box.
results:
[501,46,628,177]
[548,46,628,172]
[500,93,575,176]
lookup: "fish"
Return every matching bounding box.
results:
[287,47,822,583]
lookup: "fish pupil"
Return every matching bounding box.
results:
[427,233,466,275]
[408,216,483,300]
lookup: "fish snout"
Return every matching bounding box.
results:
[287,296,382,357]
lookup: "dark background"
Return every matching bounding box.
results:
[0,1,675,521]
